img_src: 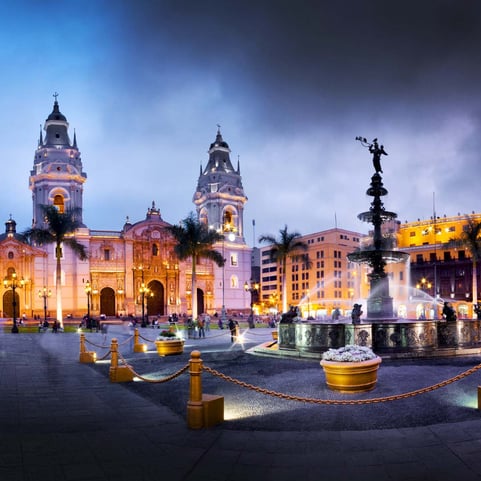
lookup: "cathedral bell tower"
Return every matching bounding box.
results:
[29,94,87,228]
[193,127,252,315]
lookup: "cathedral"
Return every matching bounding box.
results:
[0,98,252,321]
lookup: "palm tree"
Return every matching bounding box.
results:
[23,205,87,327]
[448,215,481,313]
[259,225,308,313]
[167,212,224,320]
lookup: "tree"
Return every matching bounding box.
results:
[259,225,308,313]
[23,205,87,327]
[448,215,481,313]
[167,212,224,320]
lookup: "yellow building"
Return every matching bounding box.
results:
[397,213,481,319]
[260,228,363,319]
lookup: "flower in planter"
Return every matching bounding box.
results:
[322,345,377,362]
[157,330,179,340]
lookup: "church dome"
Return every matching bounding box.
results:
[46,100,67,122]
[209,130,229,150]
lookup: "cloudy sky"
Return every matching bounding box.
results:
[1,0,481,244]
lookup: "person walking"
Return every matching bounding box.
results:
[228,318,236,343]
[198,317,205,338]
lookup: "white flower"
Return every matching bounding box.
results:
[322,345,377,362]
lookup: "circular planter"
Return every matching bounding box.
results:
[320,356,382,393]
[155,339,184,356]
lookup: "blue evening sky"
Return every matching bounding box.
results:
[1,0,481,244]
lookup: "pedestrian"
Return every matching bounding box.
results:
[228,318,236,343]
[198,317,205,338]
[204,314,211,332]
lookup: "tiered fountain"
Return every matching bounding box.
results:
[270,137,481,359]
[347,137,409,319]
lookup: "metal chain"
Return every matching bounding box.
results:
[138,332,157,343]
[119,335,134,345]
[202,362,481,405]
[84,337,110,349]
[96,349,112,361]
[116,350,189,383]
[241,329,276,337]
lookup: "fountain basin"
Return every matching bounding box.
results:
[278,319,481,359]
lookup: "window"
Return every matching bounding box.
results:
[230,275,238,288]
[152,244,158,256]
[104,249,110,261]
[53,194,65,213]
[230,253,238,267]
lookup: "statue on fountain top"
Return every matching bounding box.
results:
[355,136,388,174]
[369,139,388,174]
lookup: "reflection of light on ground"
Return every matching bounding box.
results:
[454,393,478,409]
[223,402,291,421]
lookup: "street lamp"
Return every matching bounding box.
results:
[38,287,51,324]
[139,282,153,327]
[416,277,432,291]
[4,272,25,333]
[85,280,92,329]
[416,277,432,319]
[244,280,259,328]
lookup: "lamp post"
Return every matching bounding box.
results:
[416,277,432,292]
[38,287,51,324]
[416,277,432,319]
[85,280,92,328]
[4,272,24,333]
[139,283,153,327]
[244,280,259,328]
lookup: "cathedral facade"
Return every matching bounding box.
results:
[0,99,252,321]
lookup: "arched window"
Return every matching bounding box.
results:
[152,244,159,256]
[230,275,238,288]
[53,194,65,213]
[223,210,234,232]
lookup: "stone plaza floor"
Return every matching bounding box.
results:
[2,324,481,480]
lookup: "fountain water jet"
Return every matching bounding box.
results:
[266,138,481,359]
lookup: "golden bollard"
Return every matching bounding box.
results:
[80,333,86,353]
[109,338,134,382]
[133,328,147,353]
[79,333,96,363]
[187,350,204,429]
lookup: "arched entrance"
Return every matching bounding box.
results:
[148,281,164,316]
[3,290,20,318]
[100,287,116,317]
[197,288,204,316]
